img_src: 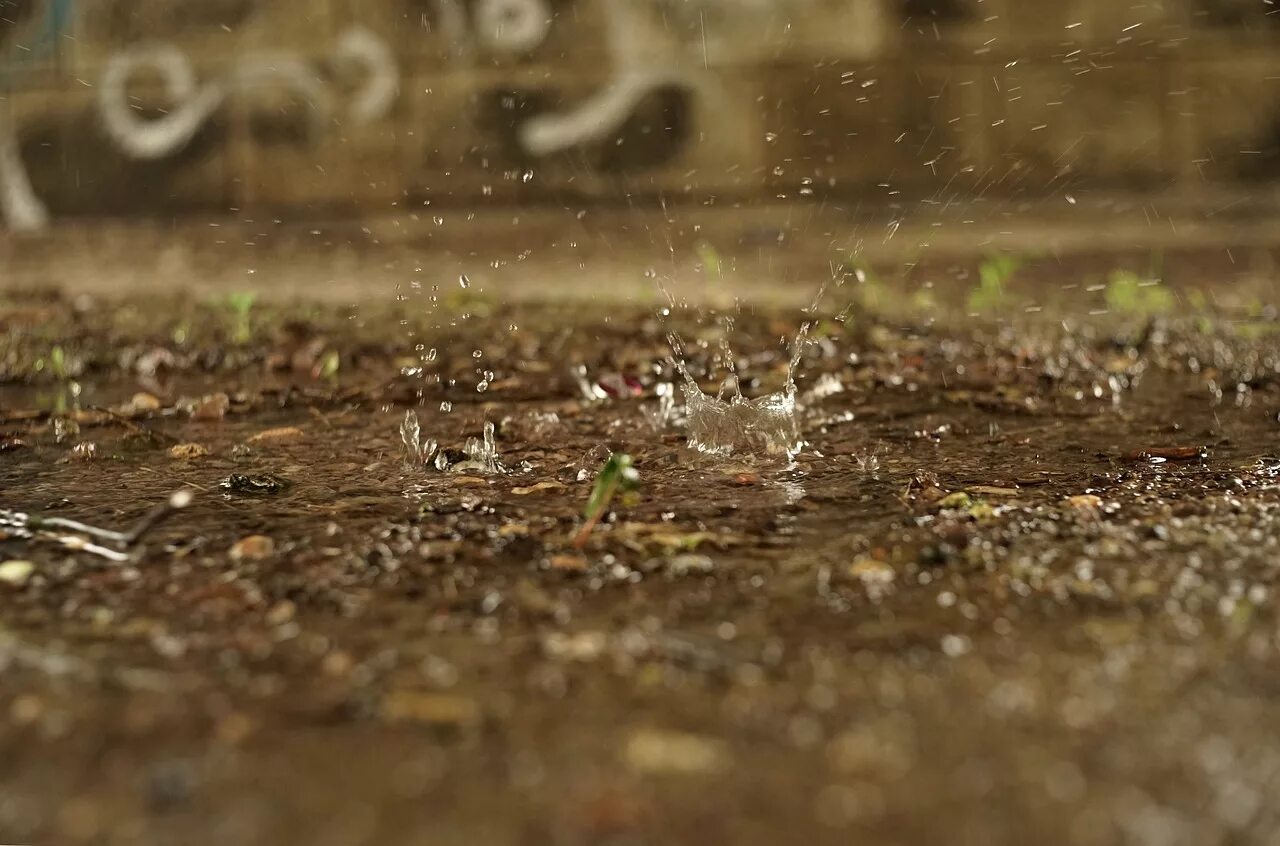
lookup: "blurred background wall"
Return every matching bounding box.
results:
[1,0,1277,231]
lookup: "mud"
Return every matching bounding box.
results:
[3,285,1280,845]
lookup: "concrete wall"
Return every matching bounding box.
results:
[0,0,1276,230]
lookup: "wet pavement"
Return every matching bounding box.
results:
[3,234,1280,844]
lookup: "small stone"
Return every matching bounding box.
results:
[247,426,304,445]
[9,694,43,725]
[127,392,162,412]
[215,712,255,745]
[322,650,354,677]
[190,393,230,421]
[69,442,97,461]
[381,691,481,729]
[549,553,588,572]
[1066,494,1103,511]
[0,559,35,586]
[168,443,210,460]
[667,553,714,576]
[623,729,728,774]
[229,535,275,561]
[265,600,296,626]
[848,557,894,585]
[542,631,607,662]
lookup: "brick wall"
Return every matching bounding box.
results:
[0,0,1276,230]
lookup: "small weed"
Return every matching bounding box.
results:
[696,242,723,279]
[839,258,891,313]
[48,345,68,380]
[967,252,1022,313]
[223,292,258,345]
[573,453,640,549]
[1105,270,1174,317]
[318,350,341,380]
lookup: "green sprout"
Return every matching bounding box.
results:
[839,258,890,314]
[1105,270,1174,317]
[318,350,341,380]
[967,252,1022,313]
[573,453,640,549]
[39,345,80,414]
[48,345,68,381]
[223,292,257,345]
[696,242,723,279]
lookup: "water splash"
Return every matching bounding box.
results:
[654,271,840,461]
[667,325,806,461]
[446,420,505,475]
[400,409,437,468]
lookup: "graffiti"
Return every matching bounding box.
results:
[1,0,73,230]
[1,0,399,230]
[519,0,692,157]
[0,0,900,229]
[97,26,398,160]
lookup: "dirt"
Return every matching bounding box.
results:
[3,281,1280,846]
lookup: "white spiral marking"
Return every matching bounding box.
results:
[0,114,49,231]
[97,27,398,161]
[474,0,551,54]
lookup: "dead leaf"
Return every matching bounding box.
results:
[512,481,567,496]
[247,426,304,445]
[1121,446,1207,462]
[169,443,209,460]
[967,485,1020,497]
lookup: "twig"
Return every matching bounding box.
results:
[1,490,193,561]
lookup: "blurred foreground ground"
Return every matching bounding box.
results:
[3,196,1280,845]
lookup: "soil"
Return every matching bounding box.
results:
[3,274,1280,846]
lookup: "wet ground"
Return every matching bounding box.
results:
[3,252,1280,845]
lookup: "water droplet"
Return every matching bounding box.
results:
[459,274,471,289]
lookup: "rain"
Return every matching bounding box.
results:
[4,1,1280,844]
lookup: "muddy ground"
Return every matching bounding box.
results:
[3,260,1280,845]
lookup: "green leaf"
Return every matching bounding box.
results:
[584,453,639,519]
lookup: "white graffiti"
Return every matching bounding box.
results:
[98,26,398,160]
[0,114,49,232]
[475,0,552,53]
[432,0,552,59]
[519,0,691,156]
[0,25,398,230]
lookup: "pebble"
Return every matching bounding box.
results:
[189,392,230,421]
[623,729,728,774]
[265,600,297,626]
[381,691,481,729]
[229,535,275,561]
[0,559,35,586]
